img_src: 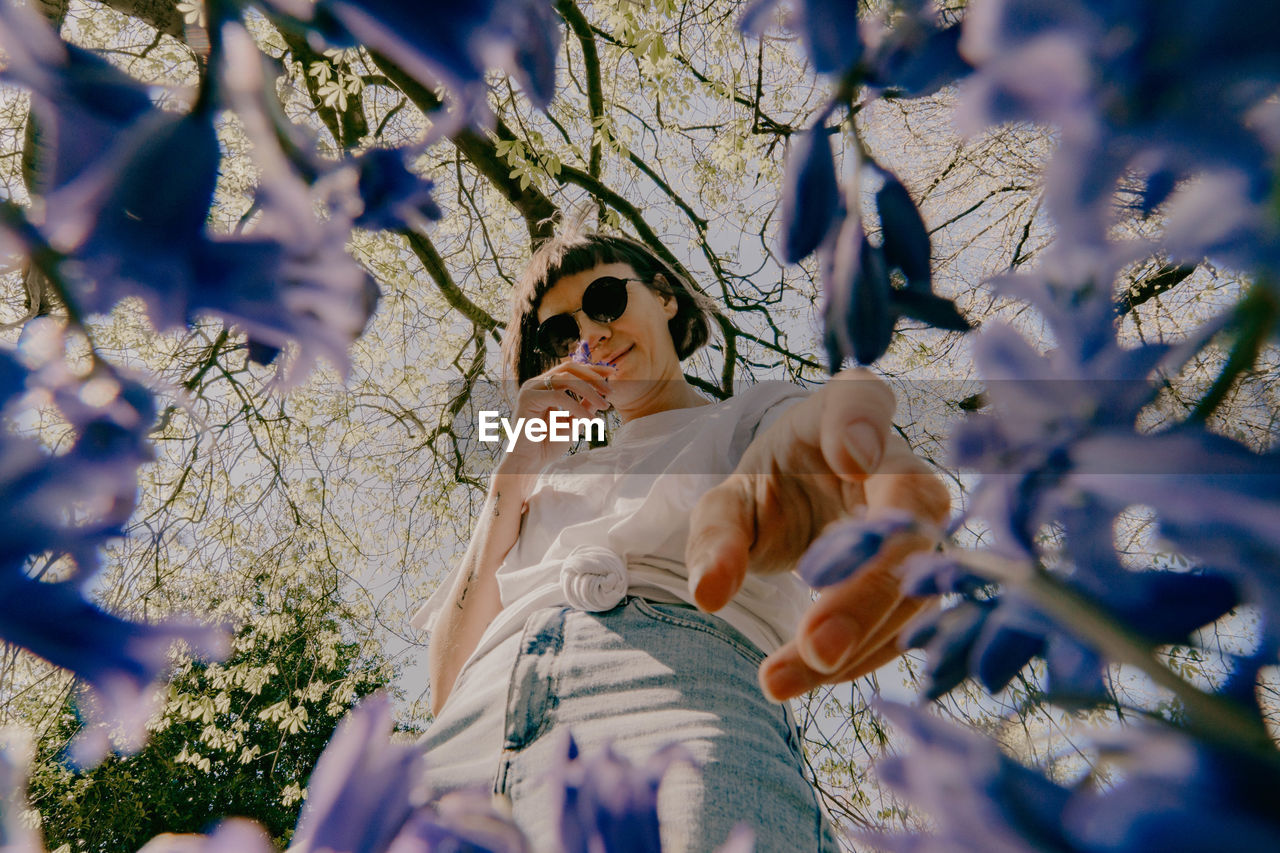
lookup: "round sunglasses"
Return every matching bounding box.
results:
[535,275,633,359]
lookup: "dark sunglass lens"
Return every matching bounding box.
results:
[537,314,580,358]
[582,277,629,323]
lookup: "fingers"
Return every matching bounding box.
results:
[524,362,614,414]
[686,475,754,612]
[863,438,952,525]
[759,593,929,701]
[794,533,928,673]
[759,532,932,701]
[817,368,897,481]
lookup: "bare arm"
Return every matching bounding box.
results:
[426,461,537,715]
[426,360,613,715]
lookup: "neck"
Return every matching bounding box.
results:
[614,376,708,423]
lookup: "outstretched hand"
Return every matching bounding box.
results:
[685,369,950,701]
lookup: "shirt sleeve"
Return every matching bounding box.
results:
[408,570,457,633]
[728,381,811,465]
[754,386,809,437]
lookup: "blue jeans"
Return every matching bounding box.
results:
[420,597,842,852]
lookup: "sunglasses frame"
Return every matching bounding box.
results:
[535,275,635,359]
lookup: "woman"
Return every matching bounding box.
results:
[410,227,948,851]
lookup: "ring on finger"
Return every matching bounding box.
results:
[542,375,554,391]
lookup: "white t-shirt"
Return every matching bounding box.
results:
[410,381,813,665]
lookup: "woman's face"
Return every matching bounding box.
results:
[535,262,681,389]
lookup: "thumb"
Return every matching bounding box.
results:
[686,475,755,611]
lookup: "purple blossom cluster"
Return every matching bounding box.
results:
[15,695,749,853]
[762,0,1280,849]
[0,0,542,793]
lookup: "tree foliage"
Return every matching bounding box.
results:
[26,568,392,852]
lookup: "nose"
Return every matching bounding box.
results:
[574,311,612,347]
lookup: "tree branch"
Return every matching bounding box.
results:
[369,52,558,243]
[400,229,501,332]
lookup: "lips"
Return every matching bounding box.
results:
[601,345,633,365]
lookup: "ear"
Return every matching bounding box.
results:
[652,274,679,320]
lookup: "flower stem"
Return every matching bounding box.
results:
[1190,280,1278,424]
[953,550,1275,754]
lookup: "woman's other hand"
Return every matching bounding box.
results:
[685,368,950,701]
[503,362,614,473]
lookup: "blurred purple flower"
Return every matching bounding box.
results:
[0,2,152,193]
[864,701,1073,853]
[1061,717,1280,853]
[778,120,840,264]
[386,791,529,853]
[949,261,1279,632]
[556,737,675,853]
[868,702,1280,853]
[797,0,863,75]
[274,0,561,133]
[292,693,425,853]
[40,108,220,322]
[0,350,23,409]
[0,333,229,767]
[133,819,277,853]
[864,19,970,98]
[1,344,154,575]
[351,147,443,232]
[0,568,226,767]
[744,0,970,97]
[796,511,920,587]
[6,21,383,386]
[951,273,1171,554]
[957,0,1280,261]
[740,0,862,75]
[0,401,229,768]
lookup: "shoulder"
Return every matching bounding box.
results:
[726,380,811,459]
[731,379,811,425]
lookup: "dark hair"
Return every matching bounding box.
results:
[502,228,718,385]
